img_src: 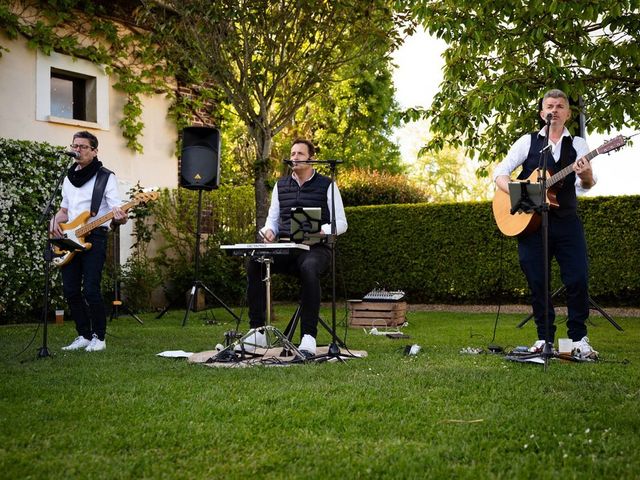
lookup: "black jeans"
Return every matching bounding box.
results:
[61,228,109,341]
[247,245,331,339]
[517,213,589,342]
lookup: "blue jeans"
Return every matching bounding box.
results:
[61,228,109,341]
[517,213,590,342]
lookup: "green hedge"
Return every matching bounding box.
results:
[336,197,640,305]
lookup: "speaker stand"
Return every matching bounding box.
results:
[182,189,241,326]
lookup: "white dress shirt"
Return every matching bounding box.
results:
[261,170,348,238]
[61,171,121,223]
[493,127,595,194]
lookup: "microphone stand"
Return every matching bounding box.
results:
[540,117,554,370]
[37,157,75,358]
[326,159,341,357]
[517,116,555,369]
[298,159,353,362]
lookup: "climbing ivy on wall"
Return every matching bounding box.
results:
[0,0,181,151]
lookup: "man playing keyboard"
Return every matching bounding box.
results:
[246,138,348,357]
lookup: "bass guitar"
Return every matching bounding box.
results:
[51,191,158,268]
[492,135,626,237]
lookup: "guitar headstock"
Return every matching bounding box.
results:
[597,135,626,155]
[132,190,159,204]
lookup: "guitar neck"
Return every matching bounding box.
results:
[76,200,137,236]
[547,148,598,188]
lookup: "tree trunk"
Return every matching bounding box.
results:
[253,133,272,235]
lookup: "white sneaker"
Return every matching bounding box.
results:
[572,336,598,360]
[62,336,91,351]
[299,334,317,356]
[528,340,546,353]
[85,334,106,352]
[235,329,268,353]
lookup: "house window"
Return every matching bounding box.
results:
[50,69,97,122]
[36,51,109,129]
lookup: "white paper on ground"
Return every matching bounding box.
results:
[156,350,193,358]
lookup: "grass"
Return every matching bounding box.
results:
[1,305,639,479]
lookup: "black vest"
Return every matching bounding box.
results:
[277,172,331,235]
[517,133,578,217]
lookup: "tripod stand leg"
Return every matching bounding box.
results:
[283,305,302,340]
[588,296,624,331]
[182,284,197,327]
[110,299,144,325]
[282,304,347,349]
[318,316,347,348]
[122,304,144,325]
[516,286,565,328]
[516,285,623,332]
[155,302,174,319]
[199,283,242,323]
[516,312,535,329]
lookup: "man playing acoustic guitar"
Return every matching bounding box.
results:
[493,89,598,359]
[50,131,128,352]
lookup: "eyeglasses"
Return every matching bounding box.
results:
[69,144,93,150]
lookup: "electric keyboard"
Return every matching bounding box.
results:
[220,242,310,256]
[362,288,406,302]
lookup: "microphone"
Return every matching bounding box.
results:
[283,159,313,166]
[62,150,80,159]
[546,113,553,123]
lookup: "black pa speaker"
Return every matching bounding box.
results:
[180,126,221,190]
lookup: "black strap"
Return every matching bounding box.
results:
[558,136,575,170]
[90,167,114,217]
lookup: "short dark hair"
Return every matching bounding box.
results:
[292,138,315,157]
[73,131,98,149]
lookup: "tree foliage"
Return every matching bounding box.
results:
[281,54,405,175]
[409,0,640,171]
[142,0,413,229]
[414,144,493,202]
[219,54,406,187]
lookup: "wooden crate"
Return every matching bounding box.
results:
[348,300,407,327]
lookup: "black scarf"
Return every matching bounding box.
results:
[67,158,103,187]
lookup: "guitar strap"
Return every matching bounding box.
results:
[90,166,114,217]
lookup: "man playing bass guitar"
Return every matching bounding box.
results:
[50,131,128,352]
[493,89,598,359]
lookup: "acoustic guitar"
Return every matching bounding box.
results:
[51,191,159,268]
[492,135,626,237]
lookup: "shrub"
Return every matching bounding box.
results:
[338,168,428,206]
[150,186,255,307]
[0,138,67,323]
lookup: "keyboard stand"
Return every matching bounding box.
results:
[283,304,347,349]
[207,254,305,363]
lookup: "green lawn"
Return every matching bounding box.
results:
[1,306,638,479]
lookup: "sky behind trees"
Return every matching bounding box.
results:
[392,27,640,197]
